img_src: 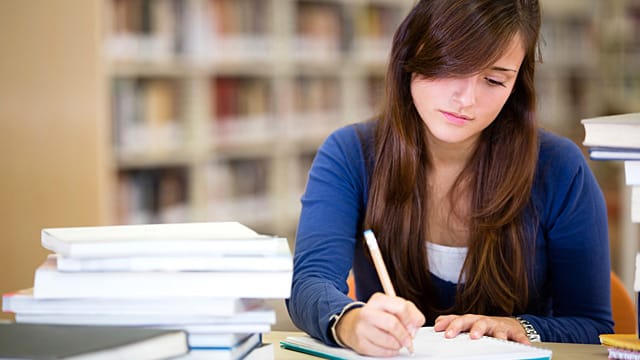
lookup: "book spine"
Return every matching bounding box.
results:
[636,252,640,338]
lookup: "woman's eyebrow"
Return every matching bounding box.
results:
[491,66,518,73]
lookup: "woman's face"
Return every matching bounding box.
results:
[410,34,526,148]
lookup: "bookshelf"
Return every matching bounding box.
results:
[3,0,640,323]
[101,0,640,275]
[537,0,640,294]
[104,0,413,240]
[597,0,640,295]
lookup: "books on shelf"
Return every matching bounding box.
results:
[0,323,188,360]
[280,327,552,360]
[33,255,292,299]
[41,221,286,258]
[581,112,640,149]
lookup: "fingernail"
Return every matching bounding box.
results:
[405,340,415,354]
[408,325,417,337]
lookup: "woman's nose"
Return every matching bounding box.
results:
[451,76,477,107]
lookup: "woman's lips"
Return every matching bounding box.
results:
[441,111,471,125]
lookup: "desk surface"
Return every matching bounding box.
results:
[263,331,609,359]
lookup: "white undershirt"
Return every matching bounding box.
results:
[426,241,468,284]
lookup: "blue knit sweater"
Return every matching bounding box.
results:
[286,121,613,345]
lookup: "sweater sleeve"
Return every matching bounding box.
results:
[524,133,614,343]
[285,125,369,345]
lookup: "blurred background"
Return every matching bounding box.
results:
[1,0,639,325]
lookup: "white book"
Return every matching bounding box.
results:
[175,333,262,360]
[244,343,274,360]
[3,288,264,316]
[625,161,640,185]
[187,333,252,348]
[588,147,640,161]
[42,221,288,258]
[15,308,276,326]
[581,112,640,149]
[33,256,292,299]
[632,185,640,223]
[160,323,272,335]
[55,245,292,272]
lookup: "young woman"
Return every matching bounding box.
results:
[286,0,613,356]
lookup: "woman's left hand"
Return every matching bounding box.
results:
[434,314,530,344]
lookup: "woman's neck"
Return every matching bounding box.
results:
[426,132,478,170]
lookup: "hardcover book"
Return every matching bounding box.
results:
[3,288,264,316]
[33,256,292,299]
[581,112,640,149]
[0,323,188,360]
[41,221,287,258]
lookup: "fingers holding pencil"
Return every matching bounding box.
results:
[362,230,425,354]
[335,293,424,357]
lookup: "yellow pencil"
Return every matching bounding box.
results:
[364,229,414,354]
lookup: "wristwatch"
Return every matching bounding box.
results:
[515,316,541,342]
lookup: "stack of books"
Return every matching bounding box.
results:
[583,112,640,359]
[600,333,640,360]
[2,221,292,359]
[581,112,640,222]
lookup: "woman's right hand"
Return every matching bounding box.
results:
[335,292,425,357]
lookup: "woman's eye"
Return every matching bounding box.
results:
[485,77,506,87]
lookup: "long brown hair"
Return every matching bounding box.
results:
[365,0,542,322]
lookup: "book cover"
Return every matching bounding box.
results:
[41,221,288,258]
[14,308,276,326]
[626,161,640,185]
[3,288,264,316]
[587,147,640,161]
[633,186,639,223]
[187,333,252,348]
[160,323,272,335]
[600,333,640,351]
[33,256,292,299]
[175,333,262,360]
[54,244,292,272]
[581,112,640,149]
[0,323,188,360]
[280,327,552,360]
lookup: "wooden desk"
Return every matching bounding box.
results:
[263,331,609,359]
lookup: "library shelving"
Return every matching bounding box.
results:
[104,0,413,239]
[104,0,640,248]
[536,0,640,293]
[4,0,640,324]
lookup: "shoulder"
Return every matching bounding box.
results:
[536,129,589,183]
[319,121,375,161]
[324,121,374,147]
